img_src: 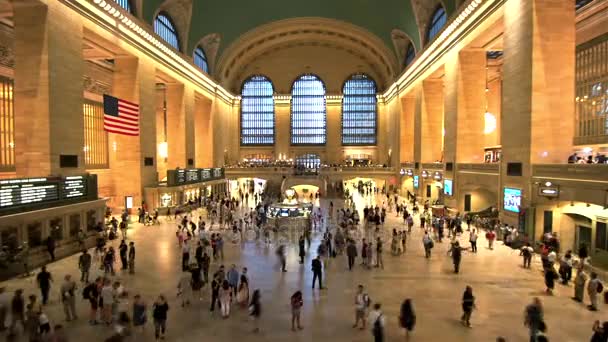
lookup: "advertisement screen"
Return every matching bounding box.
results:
[413,175,419,189]
[503,187,522,213]
[444,179,453,196]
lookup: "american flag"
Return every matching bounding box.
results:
[103,94,140,136]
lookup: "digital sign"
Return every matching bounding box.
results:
[413,175,419,189]
[503,187,522,213]
[167,168,225,187]
[444,179,453,196]
[0,174,96,215]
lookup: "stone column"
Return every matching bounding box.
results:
[501,0,575,227]
[13,0,85,176]
[400,94,416,163]
[165,83,188,169]
[421,79,444,163]
[194,94,213,167]
[110,56,156,208]
[444,49,487,164]
[326,102,341,164]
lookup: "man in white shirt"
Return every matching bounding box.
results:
[469,229,478,253]
[353,284,370,330]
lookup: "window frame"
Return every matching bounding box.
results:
[341,74,378,146]
[426,5,447,44]
[240,75,275,146]
[290,74,327,146]
[113,0,134,13]
[193,46,209,73]
[154,12,180,51]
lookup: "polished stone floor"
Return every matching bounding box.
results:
[0,190,603,341]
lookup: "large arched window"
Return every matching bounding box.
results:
[405,43,416,67]
[240,76,275,146]
[290,74,326,145]
[427,6,447,43]
[342,74,377,146]
[193,47,209,73]
[154,12,179,50]
[113,0,133,13]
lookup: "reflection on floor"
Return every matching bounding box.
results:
[0,192,601,342]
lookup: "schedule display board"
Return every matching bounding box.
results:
[0,175,96,214]
[167,168,225,187]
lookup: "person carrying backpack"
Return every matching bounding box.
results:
[368,303,385,342]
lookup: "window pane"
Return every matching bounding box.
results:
[0,75,14,171]
[113,0,133,13]
[405,44,416,67]
[342,74,377,145]
[241,76,275,145]
[83,100,109,168]
[194,47,209,73]
[291,75,326,145]
[427,7,447,43]
[154,13,180,50]
[576,0,595,10]
[597,222,607,250]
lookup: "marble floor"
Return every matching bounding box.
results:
[0,191,602,342]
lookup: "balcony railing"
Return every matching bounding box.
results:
[532,164,608,182]
[421,163,444,170]
[457,163,500,174]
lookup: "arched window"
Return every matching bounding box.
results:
[405,43,416,67]
[427,6,447,43]
[154,12,179,50]
[113,0,133,13]
[291,74,326,145]
[576,0,594,10]
[193,47,209,73]
[342,74,377,146]
[240,76,275,146]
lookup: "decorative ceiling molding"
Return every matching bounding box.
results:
[215,17,399,92]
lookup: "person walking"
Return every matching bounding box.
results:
[544,265,558,295]
[177,270,192,307]
[36,266,53,305]
[119,240,128,270]
[277,244,287,272]
[469,229,478,253]
[132,294,147,335]
[128,242,135,274]
[227,264,240,297]
[375,237,384,269]
[353,284,370,330]
[60,275,77,321]
[399,299,416,340]
[461,286,475,327]
[486,230,496,250]
[46,236,56,261]
[448,241,466,274]
[210,274,220,312]
[82,278,100,325]
[346,239,357,271]
[311,255,324,290]
[524,297,545,341]
[249,289,261,333]
[368,303,385,342]
[291,291,303,331]
[219,280,232,318]
[78,250,92,283]
[361,239,368,267]
[201,252,210,285]
[422,231,433,258]
[152,295,169,341]
[298,236,306,264]
[181,242,190,272]
[587,272,602,311]
[573,269,588,302]
[521,243,533,269]
[9,289,25,337]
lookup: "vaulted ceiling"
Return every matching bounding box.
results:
[134,0,462,91]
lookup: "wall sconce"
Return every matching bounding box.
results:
[433,171,442,180]
[158,141,168,159]
[421,170,429,178]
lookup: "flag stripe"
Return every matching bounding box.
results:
[104,94,140,136]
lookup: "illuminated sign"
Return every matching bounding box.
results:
[504,187,522,213]
[538,184,559,198]
[413,175,419,189]
[444,179,453,196]
[167,168,225,187]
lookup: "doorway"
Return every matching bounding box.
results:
[576,225,592,252]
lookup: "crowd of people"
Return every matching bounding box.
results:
[0,181,607,342]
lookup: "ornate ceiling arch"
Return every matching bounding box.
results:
[215,17,400,93]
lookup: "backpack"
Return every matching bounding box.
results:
[597,281,604,293]
[372,314,383,338]
[82,284,91,300]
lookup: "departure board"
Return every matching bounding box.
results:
[62,176,87,199]
[0,178,60,207]
[166,168,225,187]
